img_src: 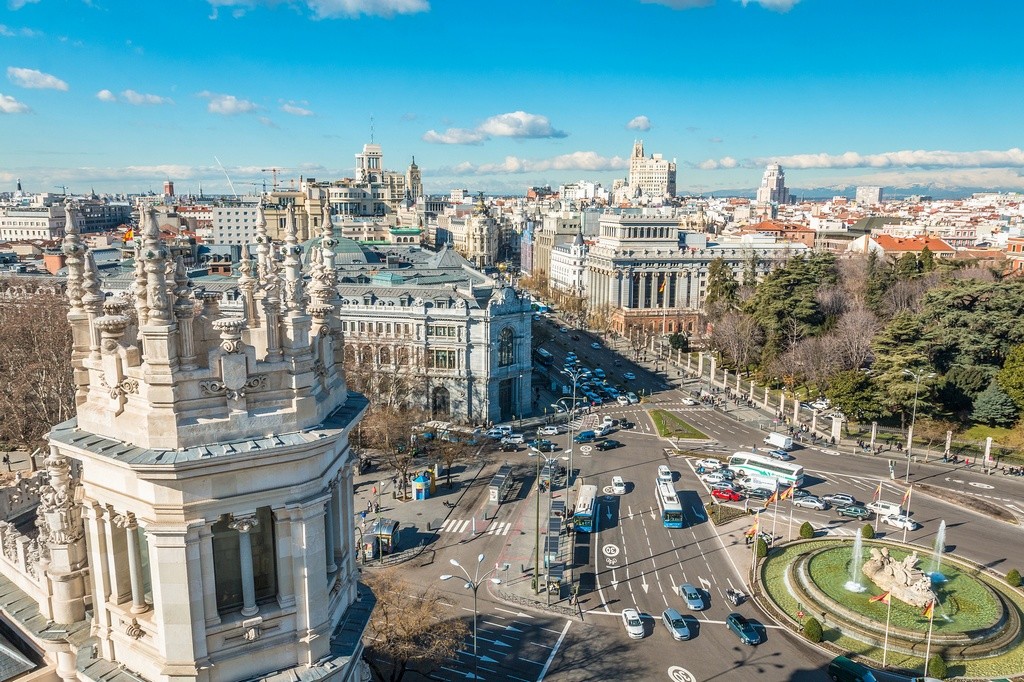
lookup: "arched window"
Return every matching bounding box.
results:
[497,327,515,367]
[380,347,391,365]
[431,387,451,419]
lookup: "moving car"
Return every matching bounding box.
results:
[712,488,743,502]
[591,341,601,349]
[627,392,640,404]
[767,449,794,461]
[500,433,524,445]
[823,493,857,507]
[623,372,636,380]
[658,465,673,483]
[726,612,760,646]
[763,432,794,450]
[527,439,559,452]
[611,475,626,494]
[682,397,698,406]
[618,419,635,429]
[836,504,872,520]
[573,430,597,443]
[621,608,645,639]
[827,655,877,682]
[883,514,919,531]
[499,441,519,452]
[793,496,829,510]
[559,326,569,333]
[661,608,691,641]
[595,439,623,451]
[678,583,704,610]
[537,425,561,436]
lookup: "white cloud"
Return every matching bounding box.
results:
[627,115,651,132]
[0,93,30,113]
[805,168,1024,192]
[121,89,173,105]
[695,156,738,170]
[198,91,258,115]
[756,148,1024,170]
[739,0,800,10]
[640,0,713,8]
[7,66,68,90]
[444,151,628,176]
[258,116,278,128]
[478,111,567,139]
[207,0,429,19]
[281,102,314,116]
[422,127,488,145]
[7,0,41,9]
[95,89,116,102]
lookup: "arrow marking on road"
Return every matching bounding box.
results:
[606,508,613,521]
[641,572,650,594]
[650,508,657,521]
[611,568,619,590]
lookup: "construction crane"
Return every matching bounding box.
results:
[54,185,69,195]
[260,167,294,190]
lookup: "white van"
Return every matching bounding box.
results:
[763,432,793,450]
[658,465,673,483]
[867,500,903,517]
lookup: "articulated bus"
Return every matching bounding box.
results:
[728,452,805,489]
[572,484,598,533]
[656,481,684,528]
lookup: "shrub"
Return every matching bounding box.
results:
[802,616,823,643]
[860,524,875,539]
[755,537,768,558]
[926,653,947,679]
[1007,568,1022,588]
[799,521,815,539]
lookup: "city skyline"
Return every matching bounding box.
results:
[3,0,1023,196]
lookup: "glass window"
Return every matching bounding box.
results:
[498,327,515,367]
[212,506,277,615]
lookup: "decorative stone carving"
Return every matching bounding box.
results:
[228,514,259,534]
[200,375,267,399]
[862,547,936,607]
[125,618,145,640]
[37,452,84,545]
[213,318,246,354]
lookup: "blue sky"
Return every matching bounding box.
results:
[2,0,1023,196]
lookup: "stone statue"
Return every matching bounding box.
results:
[862,547,936,607]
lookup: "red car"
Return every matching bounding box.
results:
[711,488,743,502]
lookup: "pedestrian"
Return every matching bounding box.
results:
[1,454,10,472]
[830,436,836,445]
[372,486,377,496]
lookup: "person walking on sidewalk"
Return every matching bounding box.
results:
[2,454,10,472]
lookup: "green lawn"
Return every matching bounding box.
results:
[649,409,709,440]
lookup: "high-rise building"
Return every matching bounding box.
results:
[856,185,883,206]
[756,163,790,205]
[0,202,372,682]
[628,140,677,200]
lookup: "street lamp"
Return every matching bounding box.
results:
[528,447,543,596]
[902,368,936,483]
[440,553,502,681]
[560,366,584,489]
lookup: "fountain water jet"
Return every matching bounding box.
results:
[930,519,947,583]
[845,532,866,592]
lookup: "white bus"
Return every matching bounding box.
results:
[728,452,805,489]
[573,484,598,532]
[655,481,684,528]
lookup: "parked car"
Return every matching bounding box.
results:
[744,488,774,501]
[611,475,626,494]
[596,439,623,451]
[623,372,636,380]
[661,608,691,641]
[621,608,645,639]
[793,496,828,510]
[537,425,561,436]
[726,612,760,646]
[710,481,739,493]
[701,471,727,484]
[823,493,857,507]
[617,395,630,406]
[836,504,872,520]
[678,582,705,610]
[500,433,525,445]
[883,514,919,531]
[574,431,597,443]
[696,458,723,470]
[712,488,743,502]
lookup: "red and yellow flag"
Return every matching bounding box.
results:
[780,482,796,501]
[922,600,935,620]
[745,516,759,537]
[872,482,883,502]
[124,228,134,241]
[901,485,913,508]
[763,490,778,509]
[658,278,667,293]
[869,590,891,605]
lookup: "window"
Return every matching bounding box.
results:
[427,325,456,338]
[429,349,456,369]
[212,506,277,615]
[498,327,515,367]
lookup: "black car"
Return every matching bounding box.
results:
[499,442,519,452]
[836,504,873,520]
[595,439,623,451]
[618,420,635,430]
[744,488,774,501]
[528,439,559,453]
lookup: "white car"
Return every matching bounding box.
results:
[696,458,723,470]
[623,372,636,380]
[883,514,919,531]
[701,471,727,484]
[611,476,626,495]
[792,496,828,510]
[621,608,645,639]
[682,397,698,406]
[627,392,639,404]
[658,465,674,483]
[591,341,601,349]
[537,425,561,436]
[617,395,630,406]
[500,433,524,445]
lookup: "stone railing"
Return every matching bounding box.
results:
[0,520,48,598]
[0,471,44,522]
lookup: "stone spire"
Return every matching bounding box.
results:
[81,250,105,360]
[281,205,305,313]
[62,200,85,315]
[139,205,171,325]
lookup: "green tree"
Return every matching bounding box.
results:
[799,521,815,539]
[1006,568,1021,588]
[668,332,689,352]
[755,536,768,558]
[939,364,993,415]
[920,245,936,272]
[704,257,739,318]
[971,382,1019,427]
[802,616,823,643]
[864,250,893,314]
[893,252,920,281]
[998,344,1024,410]
[826,370,887,422]
[860,524,875,539]
[926,654,948,680]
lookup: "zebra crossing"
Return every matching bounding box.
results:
[437,518,513,536]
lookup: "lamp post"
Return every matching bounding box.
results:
[528,447,542,596]
[902,369,935,483]
[440,553,502,681]
[560,366,584,488]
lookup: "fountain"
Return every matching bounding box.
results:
[845,532,866,592]
[930,519,947,583]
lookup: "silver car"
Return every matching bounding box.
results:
[661,608,691,640]
[678,583,704,611]
[793,496,828,510]
[621,608,645,639]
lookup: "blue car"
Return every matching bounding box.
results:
[573,430,596,443]
[726,612,759,645]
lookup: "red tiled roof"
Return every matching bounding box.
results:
[874,234,954,252]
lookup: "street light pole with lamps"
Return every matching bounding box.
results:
[903,368,935,483]
[560,366,584,488]
[440,554,502,681]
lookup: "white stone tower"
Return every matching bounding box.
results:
[466,192,498,268]
[756,163,790,205]
[42,200,369,682]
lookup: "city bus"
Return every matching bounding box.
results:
[728,452,805,489]
[534,347,554,366]
[572,484,598,533]
[656,481,684,528]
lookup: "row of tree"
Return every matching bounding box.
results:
[702,249,1024,433]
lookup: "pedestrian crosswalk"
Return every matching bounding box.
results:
[437,518,513,535]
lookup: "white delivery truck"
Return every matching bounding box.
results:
[763,432,794,450]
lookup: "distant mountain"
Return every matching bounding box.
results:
[695,185,1012,201]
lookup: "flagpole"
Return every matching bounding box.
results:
[771,482,780,539]
[882,596,892,667]
[902,486,913,544]
[749,517,759,584]
[873,482,882,534]
[788,507,794,542]
[924,601,935,671]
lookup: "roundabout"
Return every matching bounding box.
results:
[758,537,1024,679]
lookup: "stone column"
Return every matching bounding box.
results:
[779,393,787,419]
[229,514,260,617]
[273,508,296,609]
[113,512,149,614]
[762,386,770,409]
[792,396,800,424]
[722,369,729,390]
[697,353,703,379]
[811,410,819,434]
[709,356,716,387]
[325,493,338,574]
[197,523,220,626]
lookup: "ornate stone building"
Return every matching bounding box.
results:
[0,201,370,682]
